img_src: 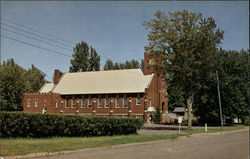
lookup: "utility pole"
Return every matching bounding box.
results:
[216,70,223,129]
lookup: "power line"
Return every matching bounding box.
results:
[2,17,75,46]
[0,34,109,62]
[2,27,72,51]
[0,34,71,57]
[1,22,74,48]
[1,19,128,61]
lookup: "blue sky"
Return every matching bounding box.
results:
[1,1,249,81]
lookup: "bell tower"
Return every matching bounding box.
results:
[143,52,168,115]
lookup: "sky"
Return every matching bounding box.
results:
[1,1,249,81]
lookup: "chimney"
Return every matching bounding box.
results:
[53,69,61,85]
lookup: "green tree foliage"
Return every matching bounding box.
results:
[168,84,185,111]
[194,49,249,123]
[25,64,46,93]
[0,59,26,111]
[0,59,46,111]
[103,59,141,70]
[143,10,224,128]
[140,59,144,72]
[103,59,114,70]
[152,107,162,124]
[69,41,100,72]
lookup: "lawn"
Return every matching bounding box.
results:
[0,134,184,157]
[1,125,247,157]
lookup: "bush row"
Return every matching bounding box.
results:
[0,112,143,138]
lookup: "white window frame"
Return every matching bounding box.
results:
[88,95,92,108]
[27,99,31,107]
[65,96,69,108]
[115,94,120,108]
[123,94,128,108]
[81,95,85,108]
[136,94,141,105]
[55,100,58,108]
[71,96,76,108]
[105,95,109,108]
[98,95,102,108]
[34,99,38,107]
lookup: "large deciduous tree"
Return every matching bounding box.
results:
[69,41,100,72]
[143,10,224,128]
[194,49,249,124]
[26,64,46,93]
[0,59,46,111]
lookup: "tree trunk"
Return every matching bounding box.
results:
[187,94,194,129]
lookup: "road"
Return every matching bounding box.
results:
[37,129,249,159]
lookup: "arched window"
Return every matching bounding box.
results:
[42,107,47,114]
[136,94,141,105]
[123,94,128,108]
[88,95,92,107]
[71,96,76,108]
[98,95,102,108]
[105,95,109,108]
[115,94,120,108]
[65,96,69,108]
[81,95,85,108]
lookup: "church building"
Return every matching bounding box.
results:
[23,52,168,122]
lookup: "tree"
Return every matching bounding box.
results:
[69,41,100,72]
[103,59,141,70]
[143,10,224,128]
[0,59,26,111]
[26,64,46,93]
[194,49,249,124]
[215,49,248,122]
[152,107,162,123]
[168,84,185,110]
[103,59,114,70]
[140,59,144,72]
[89,47,100,71]
[0,59,46,111]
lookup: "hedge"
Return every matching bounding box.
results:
[0,112,143,138]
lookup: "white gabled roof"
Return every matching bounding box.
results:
[39,83,54,93]
[52,69,153,95]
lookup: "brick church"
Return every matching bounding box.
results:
[23,52,168,122]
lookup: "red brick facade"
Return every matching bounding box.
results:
[23,52,168,122]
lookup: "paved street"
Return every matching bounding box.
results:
[37,129,249,159]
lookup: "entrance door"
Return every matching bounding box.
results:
[42,107,47,114]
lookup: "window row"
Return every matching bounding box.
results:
[64,94,142,108]
[26,94,142,108]
[27,99,38,107]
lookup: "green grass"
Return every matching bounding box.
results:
[183,125,248,134]
[0,134,185,157]
[1,125,247,157]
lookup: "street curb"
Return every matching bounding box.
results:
[2,128,249,159]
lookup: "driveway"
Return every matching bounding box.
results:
[36,129,249,159]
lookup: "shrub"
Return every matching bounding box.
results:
[0,112,143,138]
[152,107,162,124]
[244,116,250,125]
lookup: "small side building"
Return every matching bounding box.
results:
[23,52,168,122]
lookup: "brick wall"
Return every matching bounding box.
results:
[24,93,146,118]
[23,52,168,122]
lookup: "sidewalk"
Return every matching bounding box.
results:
[138,124,184,135]
[138,123,225,135]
